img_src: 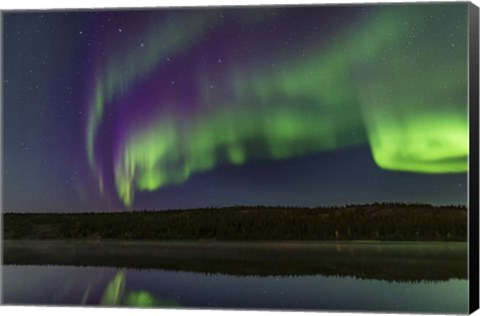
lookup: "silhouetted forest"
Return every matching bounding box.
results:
[3,203,467,241]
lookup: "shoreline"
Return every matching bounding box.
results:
[2,239,468,244]
[3,239,467,280]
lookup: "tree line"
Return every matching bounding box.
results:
[3,203,467,241]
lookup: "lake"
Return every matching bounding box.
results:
[2,240,468,313]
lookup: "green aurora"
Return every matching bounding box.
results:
[100,271,181,307]
[86,4,468,206]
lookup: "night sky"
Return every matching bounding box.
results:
[3,3,469,212]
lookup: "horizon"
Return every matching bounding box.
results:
[3,201,468,215]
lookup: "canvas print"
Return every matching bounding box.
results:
[1,2,477,314]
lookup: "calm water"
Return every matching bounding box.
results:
[2,241,469,313]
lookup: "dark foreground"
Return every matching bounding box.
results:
[3,240,467,281]
[2,240,468,313]
[3,203,467,241]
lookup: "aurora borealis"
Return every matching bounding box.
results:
[3,3,470,212]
